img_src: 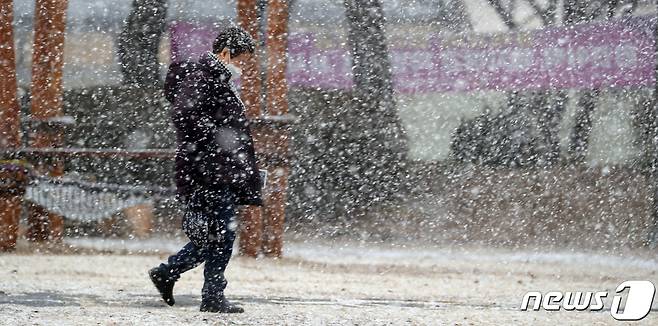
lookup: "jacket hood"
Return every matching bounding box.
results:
[164,60,199,104]
[164,52,233,104]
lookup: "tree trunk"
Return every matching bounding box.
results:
[568,90,598,163]
[485,1,565,166]
[343,0,409,214]
[648,0,658,246]
[564,0,602,165]
[117,0,168,87]
[535,90,566,166]
[522,1,565,167]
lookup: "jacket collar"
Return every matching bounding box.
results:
[199,51,232,83]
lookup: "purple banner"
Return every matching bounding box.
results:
[170,17,656,93]
[169,21,217,63]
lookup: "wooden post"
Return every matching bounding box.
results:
[262,166,288,257]
[237,0,264,257]
[262,0,290,258]
[265,0,289,118]
[237,0,264,119]
[123,202,154,238]
[31,0,67,121]
[27,0,68,242]
[0,165,27,251]
[0,1,24,251]
[0,0,21,149]
[0,195,22,250]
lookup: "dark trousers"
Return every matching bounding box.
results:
[160,189,237,300]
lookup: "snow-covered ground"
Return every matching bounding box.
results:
[1,238,657,325]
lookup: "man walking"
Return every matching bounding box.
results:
[149,26,263,313]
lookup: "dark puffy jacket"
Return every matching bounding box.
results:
[165,52,263,206]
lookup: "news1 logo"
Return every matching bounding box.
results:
[520,281,656,321]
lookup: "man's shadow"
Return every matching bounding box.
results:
[0,291,81,308]
[0,290,202,309]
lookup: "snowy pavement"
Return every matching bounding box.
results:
[1,239,657,325]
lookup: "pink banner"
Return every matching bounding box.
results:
[170,17,656,93]
[169,21,217,63]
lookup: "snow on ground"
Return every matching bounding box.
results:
[1,238,657,325]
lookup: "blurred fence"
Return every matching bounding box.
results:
[0,148,178,237]
[26,174,174,222]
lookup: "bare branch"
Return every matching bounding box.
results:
[525,0,549,26]
[606,0,620,19]
[619,0,639,17]
[545,0,558,25]
[487,0,516,30]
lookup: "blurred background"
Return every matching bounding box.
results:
[4,0,658,252]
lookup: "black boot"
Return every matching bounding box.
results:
[148,265,176,306]
[200,294,244,313]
